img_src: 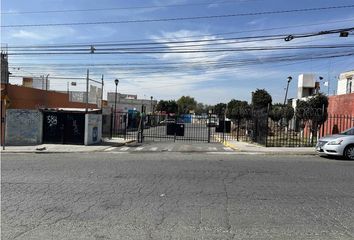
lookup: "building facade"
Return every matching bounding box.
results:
[1,84,99,145]
[107,92,157,113]
[22,77,50,90]
[337,70,354,95]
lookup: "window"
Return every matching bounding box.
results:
[346,77,353,94]
[342,128,354,135]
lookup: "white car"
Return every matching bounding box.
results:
[316,127,354,160]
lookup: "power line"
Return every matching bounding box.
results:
[7,44,354,55]
[5,18,354,48]
[0,0,257,15]
[9,51,354,73]
[2,5,354,28]
[7,27,353,49]
[5,35,287,49]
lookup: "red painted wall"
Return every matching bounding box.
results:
[327,93,354,115]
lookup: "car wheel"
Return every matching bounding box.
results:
[344,145,354,160]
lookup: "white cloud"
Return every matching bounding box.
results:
[11,30,44,41]
[9,27,76,42]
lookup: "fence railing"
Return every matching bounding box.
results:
[104,109,354,147]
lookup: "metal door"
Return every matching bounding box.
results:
[43,112,64,144]
[63,113,85,144]
[43,112,85,144]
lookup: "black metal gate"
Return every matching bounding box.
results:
[143,114,212,142]
[43,111,85,144]
[112,112,219,143]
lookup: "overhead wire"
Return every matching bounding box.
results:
[2,4,354,28]
[1,0,258,15]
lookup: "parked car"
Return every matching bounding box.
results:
[316,127,354,160]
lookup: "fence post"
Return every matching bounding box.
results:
[208,113,211,143]
[265,104,270,147]
[124,113,127,140]
[110,108,113,139]
[223,112,226,143]
[236,118,240,141]
[174,115,177,142]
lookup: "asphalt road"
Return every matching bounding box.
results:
[2,152,354,240]
[112,142,235,152]
[126,123,226,142]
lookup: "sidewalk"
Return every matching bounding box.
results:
[224,140,317,155]
[0,138,133,154]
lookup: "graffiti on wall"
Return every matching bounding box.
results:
[6,109,42,145]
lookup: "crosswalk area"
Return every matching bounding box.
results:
[106,143,235,153]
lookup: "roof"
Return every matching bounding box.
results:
[40,108,101,113]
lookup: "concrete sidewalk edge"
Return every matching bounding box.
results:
[0,140,135,154]
[219,139,316,155]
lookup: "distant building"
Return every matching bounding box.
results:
[327,70,354,116]
[297,74,320,99]
[107,92,157,113]
[22,77,50,90]
[337,70,354,95]
[289,71,354,133]
[58,86,103,108]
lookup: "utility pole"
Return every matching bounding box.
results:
[283,76,292,105]
[86,69,89,113]
[101,74,104,110]
[45,74,49,91]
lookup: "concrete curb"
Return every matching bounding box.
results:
[0,141,133,154]
[237,151,318,155]
[222,140,240,151]
[213,136,240,151]
[215,137,316,155]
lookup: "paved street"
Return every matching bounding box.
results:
[1,152,354,240]
[108,142,235,153]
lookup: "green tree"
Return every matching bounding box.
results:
[177,96,197,114]
[156,100,168,113]
[213,103,227,117]
[226,100,251,120]
[307,93,329,126]
[252,89,272,110]
[295,100,310,122]
[296,94,328,125]
[295,93,329,143]
[156,100,178,114]
[269,103,294,122]
[195,103,206,115]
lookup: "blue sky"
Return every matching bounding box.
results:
[1,0,354,104]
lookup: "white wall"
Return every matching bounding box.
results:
[297,74,316,99]
[6,109,43,145]
[337,71,354,95]
[84,114,102,145]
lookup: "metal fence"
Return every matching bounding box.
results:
[110,112,219,143]
[241,111,354,147]
[107,109,354,147]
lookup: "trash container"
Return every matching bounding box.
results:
[175,123,185,136]
[216,120,231,133]
[166,123,175,135]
